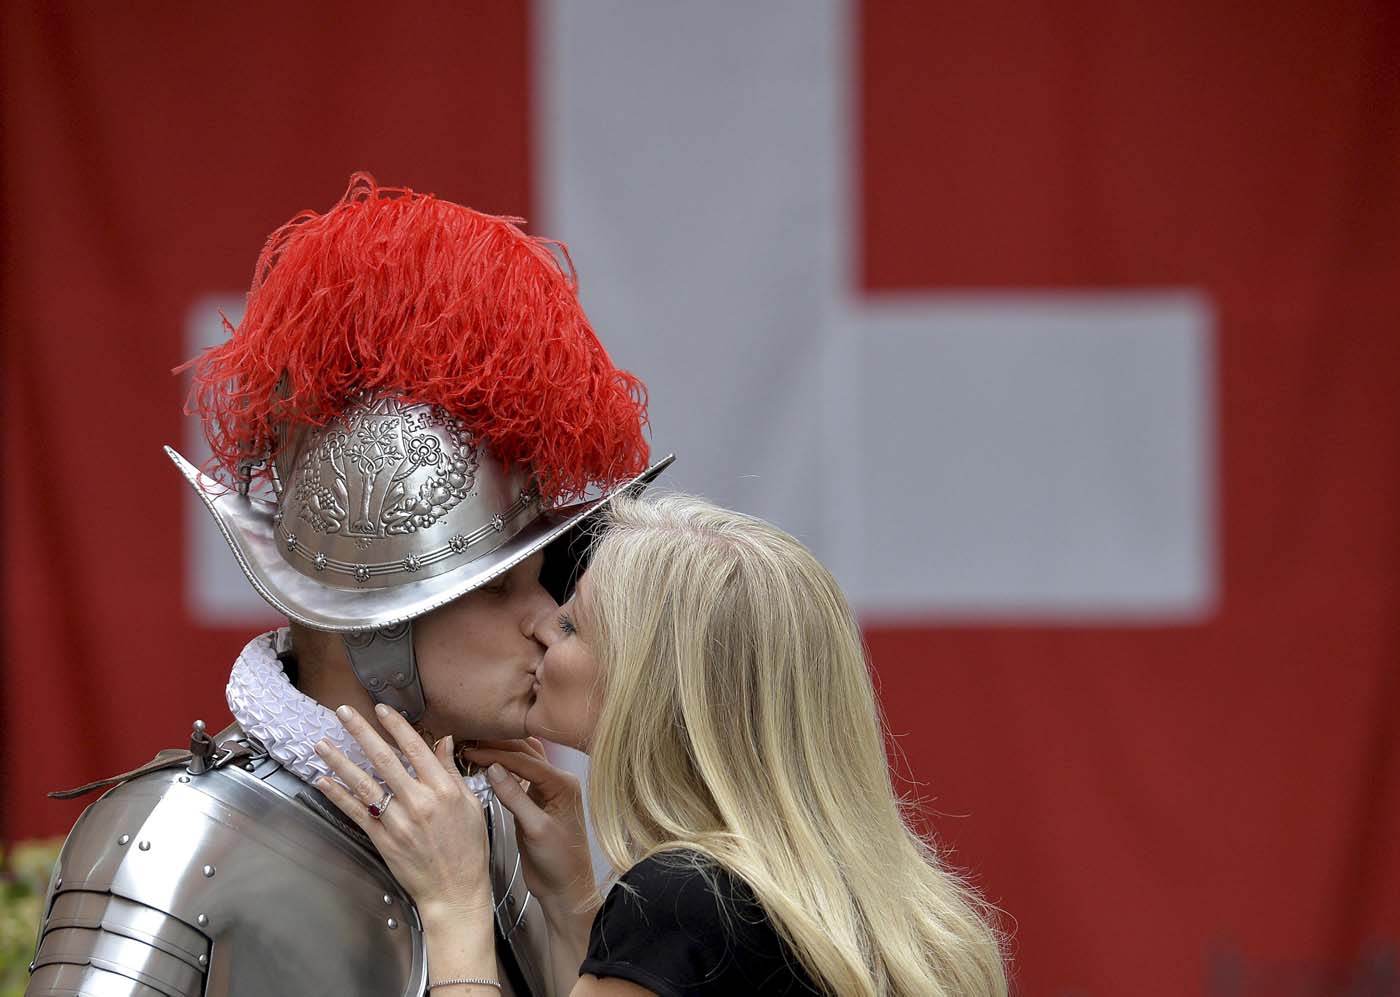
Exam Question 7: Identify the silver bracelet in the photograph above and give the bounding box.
[428,980,501,992]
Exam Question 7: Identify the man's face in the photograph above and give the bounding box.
[413,552,555,740]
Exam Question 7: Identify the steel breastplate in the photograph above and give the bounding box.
[27,724,553,997]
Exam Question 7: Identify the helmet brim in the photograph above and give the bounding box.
[168,447,674,632]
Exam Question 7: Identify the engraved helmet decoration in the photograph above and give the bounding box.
[169,174,669,721]
[276,396,528,591]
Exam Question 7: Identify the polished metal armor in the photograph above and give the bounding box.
[27,724,551,997]
[172,398,671,635]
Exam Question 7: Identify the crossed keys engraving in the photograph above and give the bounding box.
[346,418,404,532]
[293,399,479,538]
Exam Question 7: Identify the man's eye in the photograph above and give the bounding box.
[558,613,577,636]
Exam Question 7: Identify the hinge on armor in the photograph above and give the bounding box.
[29,891,210,997]
[48,725,261,801]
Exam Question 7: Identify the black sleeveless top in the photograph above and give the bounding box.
[581,851,820,995]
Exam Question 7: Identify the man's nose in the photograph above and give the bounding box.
[520,585,559,644]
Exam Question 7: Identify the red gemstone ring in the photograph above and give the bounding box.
[368,789,394,820]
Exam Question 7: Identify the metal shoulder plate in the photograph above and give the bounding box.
[27,726,554,997]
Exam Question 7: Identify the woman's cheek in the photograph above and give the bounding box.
[553,659,580,699]
[540,652,570,699]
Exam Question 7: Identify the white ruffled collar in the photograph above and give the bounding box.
[225,631,493,805]
[227,631,382,786]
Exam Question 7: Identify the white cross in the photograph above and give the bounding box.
[186,0,1213,627]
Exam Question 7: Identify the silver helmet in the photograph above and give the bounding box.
[171,394,671,721]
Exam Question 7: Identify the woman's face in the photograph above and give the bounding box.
[523,572,604,751]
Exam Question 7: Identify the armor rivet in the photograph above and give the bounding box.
[138,840,151,851]
[383,894,393,906]
[55,877,63,889]
[118,834,130,845]
[28,963,36,974]
[506,894,516,911]
[387,917,399,930]
[197,914,209,927]
[178,774,191,783]
[245,762,256,771]
[393,671,407,684]
[491,514,505,532]
[369,677,386,692]
[203,865,216,878]
[199,954,209,967]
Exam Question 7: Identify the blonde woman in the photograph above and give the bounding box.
[316,495,1008,996]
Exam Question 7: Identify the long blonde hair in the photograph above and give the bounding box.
[582,494,1008,996]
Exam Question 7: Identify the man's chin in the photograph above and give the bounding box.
[448,714,528,741]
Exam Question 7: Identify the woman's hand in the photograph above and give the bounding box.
[463,740,599,912]
[464,739,601,990]
[313,704,493,922]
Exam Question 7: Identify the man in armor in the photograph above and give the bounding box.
[26,174,669,997]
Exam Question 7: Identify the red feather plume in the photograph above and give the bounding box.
[181,173,650,504]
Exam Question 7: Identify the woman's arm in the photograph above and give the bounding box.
[531,887,600,994]
[419,904,500,995]
[465,742,605,994]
